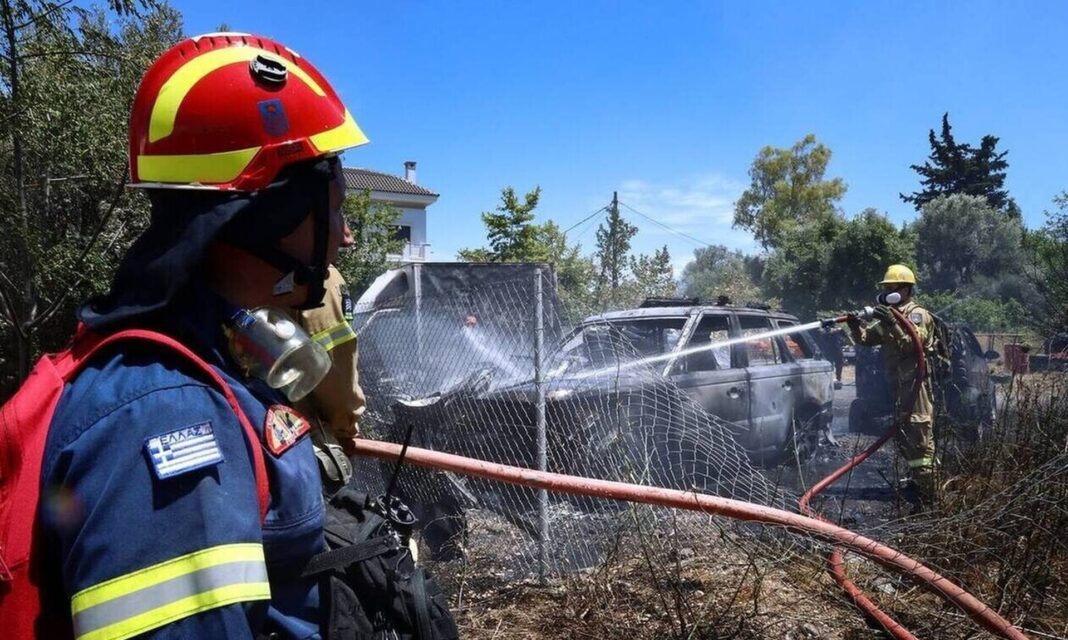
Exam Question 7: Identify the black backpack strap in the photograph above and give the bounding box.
[410,569,432,639]
[301,536,400,578]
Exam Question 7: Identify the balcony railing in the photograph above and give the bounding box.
[389,242,431,262]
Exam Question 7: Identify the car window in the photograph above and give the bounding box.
[776,319,816,360]
[679,313,732,372]
[739,315,782,366]
[551,317,687,374]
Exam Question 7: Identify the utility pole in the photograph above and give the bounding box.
[610,191,619,290]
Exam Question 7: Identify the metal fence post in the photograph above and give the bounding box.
[534,268,548,583]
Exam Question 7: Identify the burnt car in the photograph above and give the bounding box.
[451,300,835,474]
[849,323,999,438]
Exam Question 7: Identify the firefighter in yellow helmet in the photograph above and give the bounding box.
[847,264,938,500]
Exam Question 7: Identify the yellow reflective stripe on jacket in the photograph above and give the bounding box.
[70,543,270,640]
[311,321,357,352]
[907,456,935,469]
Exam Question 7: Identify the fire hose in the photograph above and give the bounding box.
[800,305,930,639]
[352,434,1027,639]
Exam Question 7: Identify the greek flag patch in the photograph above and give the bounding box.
[145,422,224,480]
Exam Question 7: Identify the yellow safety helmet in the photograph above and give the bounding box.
[879,264,916,285]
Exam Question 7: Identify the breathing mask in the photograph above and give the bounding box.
[225,307,331,401]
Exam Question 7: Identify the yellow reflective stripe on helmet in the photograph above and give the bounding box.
[71,543,270,640]
[309,109,369,154]
[149,47,326,143]
[137,146,261,184]
[311,321,357,352]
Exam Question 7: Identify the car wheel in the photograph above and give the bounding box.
[779,407,821,466]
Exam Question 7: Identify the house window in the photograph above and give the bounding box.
[390,225,412,243]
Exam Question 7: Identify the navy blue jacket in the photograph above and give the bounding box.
[43,296,325,640]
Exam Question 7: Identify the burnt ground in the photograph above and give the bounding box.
[760,366,921,531]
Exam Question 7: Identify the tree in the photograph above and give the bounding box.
[0,1,181,393]
[1029,192,1068,334]
[901,113,1017,216]
[733,134,847,249]
[457,186,546,262]
[334,189,404,297]
[679,245,763,305]
[593,198,637,308]
[630,246,677,301]
[913,194,1026,293]
[536,221,597,322]
[823,209,915,310]
[761,216,844,319]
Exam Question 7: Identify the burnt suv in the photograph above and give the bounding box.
[449,299,835,474]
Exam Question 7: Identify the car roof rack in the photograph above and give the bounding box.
[639,296,700,308]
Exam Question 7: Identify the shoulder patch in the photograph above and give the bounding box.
[145,421,224,480]
[910,311,924,325]
[264,405,311,456]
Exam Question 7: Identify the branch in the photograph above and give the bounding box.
[0,271,26,338]
[17,48,127,62]
[13,0,74,31]
[27,167,127,330]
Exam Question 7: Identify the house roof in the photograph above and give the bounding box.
[342,167,438,197]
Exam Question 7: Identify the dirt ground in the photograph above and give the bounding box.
[425,365,931,638]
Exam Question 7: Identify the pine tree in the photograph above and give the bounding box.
[594,196,637,307]
[901,113,1016,216]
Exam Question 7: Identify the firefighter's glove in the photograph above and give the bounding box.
[844,313,862,331]
[872,304,895,326]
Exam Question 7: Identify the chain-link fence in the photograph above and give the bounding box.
[351,269,1068,639]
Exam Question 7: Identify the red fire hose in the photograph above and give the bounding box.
[800,307,928,639]
[352,434,1028,639]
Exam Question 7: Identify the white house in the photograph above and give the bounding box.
[342,161,438,262]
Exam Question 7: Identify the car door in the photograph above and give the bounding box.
[667,311,751,445]
[737,313,794,463]
[774,317,833,411]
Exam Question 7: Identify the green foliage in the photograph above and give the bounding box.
[629,245,677,301]
[334,189,404,297]
[917,291,1027,332]
[458,186,547,262]
[593,201,638,308]
[458,189,600,321]
[1029,191,1068,334]
[824,209,915,309]
[901,113,1017,216]
[733,134,847,249]
[761,215,844,319]
[0,1,182,392]
[679,245,763,305]
[913,194,1027,293]
[537,221,598,323]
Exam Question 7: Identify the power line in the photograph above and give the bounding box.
[617,201,716,248]
[562,205,608,235]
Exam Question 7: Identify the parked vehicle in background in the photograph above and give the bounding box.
[849,323,999,438]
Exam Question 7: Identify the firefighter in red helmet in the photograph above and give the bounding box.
[38,34,456,639]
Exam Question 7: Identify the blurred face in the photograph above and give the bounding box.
[326,162,353,264]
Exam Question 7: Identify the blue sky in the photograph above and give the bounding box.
[179,1,1068,272]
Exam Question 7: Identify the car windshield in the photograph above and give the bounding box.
[550,317,687,375]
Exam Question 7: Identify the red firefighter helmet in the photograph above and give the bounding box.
[128,32,367,191]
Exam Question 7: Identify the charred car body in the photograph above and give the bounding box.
[437,299,835,479]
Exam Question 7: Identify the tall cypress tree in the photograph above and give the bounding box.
[901,113,1017,216]
[594,195,637,307]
